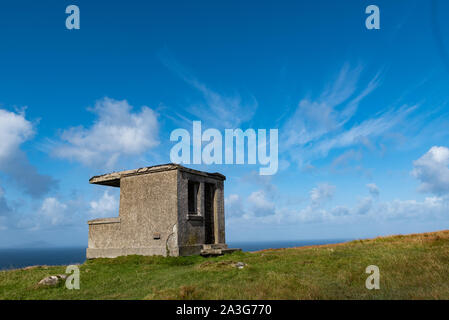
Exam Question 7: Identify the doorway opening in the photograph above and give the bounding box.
[204,183,215,244]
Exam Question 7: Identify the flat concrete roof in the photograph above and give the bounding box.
[89,163,226,187]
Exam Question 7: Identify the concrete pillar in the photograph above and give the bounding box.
[214,182,226,244]
[198,182,205,217]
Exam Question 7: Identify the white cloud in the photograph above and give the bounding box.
[310,183,336,206]
[0,217,6,230]
[354,197,373,215]
[225,194,245,217]
[53,97,159,168]
[225,190,276,218]
[227,173,449,226]
[412,146,449,195]
[229,194,449,226]
[0,186,11,218]
[39,197,68,226]
[366,183,380,197]
[89,190,119,218]
[10,193,109,231]
[0,108,55,197]
[302,196,446,222]
[240,171,277,194]
[0,109,34,161]
[248,190,275,216]
[372,196,448,221]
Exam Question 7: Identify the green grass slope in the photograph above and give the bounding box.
[1,230,449,299]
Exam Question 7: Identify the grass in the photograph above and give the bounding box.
[1,230,449,299]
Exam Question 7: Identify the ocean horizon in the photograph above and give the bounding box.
[0,238,350,271]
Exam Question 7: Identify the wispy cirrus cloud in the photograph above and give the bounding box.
[311,104,417,158]
[331,149,363,169]
[159,50,257,129]
[282,63,381,150]
[279,63,425,169]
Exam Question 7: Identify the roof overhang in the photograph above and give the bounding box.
[89,163,226,187]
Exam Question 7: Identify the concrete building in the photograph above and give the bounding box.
[86,163,239,259]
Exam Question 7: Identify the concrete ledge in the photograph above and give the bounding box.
[200,247,242,257]
[178,245,203,256]
[88,217,121,225]
[186,214,204,222]
[86,247,170,259]
[86,245,236,258]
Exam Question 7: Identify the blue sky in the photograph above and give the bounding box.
[1,0,449,247]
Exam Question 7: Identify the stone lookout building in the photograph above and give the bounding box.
[86,163,238,259]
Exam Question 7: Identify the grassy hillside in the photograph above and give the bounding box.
[1,230,449,299]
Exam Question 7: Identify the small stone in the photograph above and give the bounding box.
[57,274,68,280]
[38,276,59,286]
[234,262,246,269]
[38,274,67,286]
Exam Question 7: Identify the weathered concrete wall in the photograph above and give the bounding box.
[87,169,179,258]
[87,218,121,249]
[177,171,226,254]
[119,170,178,253]
[177,171,204,254]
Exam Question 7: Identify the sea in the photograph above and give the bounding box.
[0,239,349,270]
